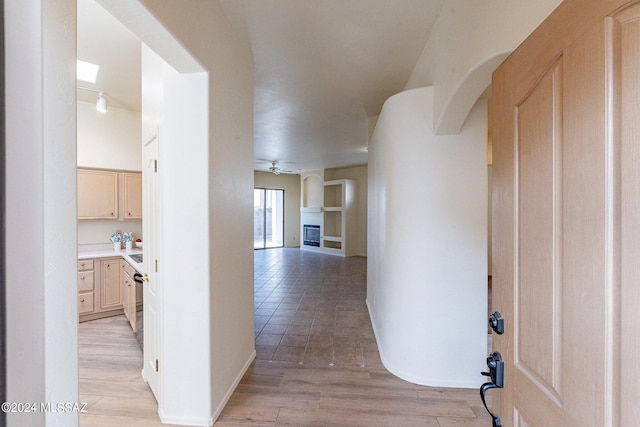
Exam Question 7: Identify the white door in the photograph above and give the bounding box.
[142,135,161,398]
[492,0,640,425]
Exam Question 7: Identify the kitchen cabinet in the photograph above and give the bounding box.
[77,169,118,219]
[78,257,123,319]
[77,260,95,315]
[119,172,142,219]
[121,260,137,332]
[100,259,122,311]
[79,255,143,324]
[77,168,142,220]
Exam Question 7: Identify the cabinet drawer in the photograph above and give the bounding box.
[122,261,136,277]
[77,259,94,271]
[78,292,94,314]
[77,271,94,292]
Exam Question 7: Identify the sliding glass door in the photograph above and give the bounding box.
[254,188,284,249]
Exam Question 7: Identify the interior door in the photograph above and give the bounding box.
[142,135,161,399]
[492,0,640,425]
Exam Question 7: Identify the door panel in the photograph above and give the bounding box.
[515,59,562,398]
[493,0,638,425]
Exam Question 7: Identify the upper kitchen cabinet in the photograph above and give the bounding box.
[119,172,142,219]
[77,168,142,220]
[78,169,118,219]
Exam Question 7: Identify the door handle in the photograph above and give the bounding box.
[480,351,504,427]
[489,311,504,334]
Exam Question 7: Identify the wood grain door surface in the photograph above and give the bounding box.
[492,0,640,425]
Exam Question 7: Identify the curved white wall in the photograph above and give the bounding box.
[367,87,487,387]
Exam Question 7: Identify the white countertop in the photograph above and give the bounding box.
[78,244,144,274]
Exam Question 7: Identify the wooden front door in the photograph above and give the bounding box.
[492,0,640,425]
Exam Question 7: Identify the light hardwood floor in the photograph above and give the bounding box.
[79,248,491,426]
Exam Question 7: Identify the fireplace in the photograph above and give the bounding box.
[303,224,320,247]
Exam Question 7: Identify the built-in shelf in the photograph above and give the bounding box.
[300,170,358,256]
[322,240,342,250]
[323,180,343,208]
[301,173,357,257]
[302,174,322,209]
[301,207,322,213]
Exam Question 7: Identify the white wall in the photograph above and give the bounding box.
[142,48,213,423]
[102,0,255,424]
[77,101,142,170]
[77,100,143,244]
[254,172,301,247]
[5,0,78,426]
[325,165,368,256]
[405,0,562,134]
[368,87,487,387]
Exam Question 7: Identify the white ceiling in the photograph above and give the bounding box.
[78,0,445,174]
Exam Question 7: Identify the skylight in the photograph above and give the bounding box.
[77,60,99,84]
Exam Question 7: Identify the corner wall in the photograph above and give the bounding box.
[368,87,487,387]
[100,0,255,424]
[134,1,255,423]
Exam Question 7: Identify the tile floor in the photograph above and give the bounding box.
[252,248,379,368]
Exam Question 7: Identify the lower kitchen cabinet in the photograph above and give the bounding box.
[78,257,122,321]
[121,260,137,332]
[78,256,141,330]
[100,259,122,310]
[77,260,95,315]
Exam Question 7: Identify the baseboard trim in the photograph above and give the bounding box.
[159,410,213,427]
[211,349,257,424]
[366,298,480,389]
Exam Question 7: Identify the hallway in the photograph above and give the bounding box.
[217,248,491,426]
[78,248,491,426]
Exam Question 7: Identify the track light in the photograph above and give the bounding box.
[96,92,108,113]
[78,86,108,113]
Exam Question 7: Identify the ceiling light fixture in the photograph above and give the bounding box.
[96,92,108,113]
[78,86,108,113]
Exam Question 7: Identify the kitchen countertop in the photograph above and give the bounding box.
[78,243,144,274]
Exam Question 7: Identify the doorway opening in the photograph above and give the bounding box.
[254,188,284,249]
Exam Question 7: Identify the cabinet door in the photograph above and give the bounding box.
[120,172,142,219]
[78,258,97,318]
[99,259,122,310]
[121,262,130,321]
[127,274,137,333]
[78,293,94,315]
[121,261,137,332]
[77,169,118,219]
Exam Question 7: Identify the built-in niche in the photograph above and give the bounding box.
[302,174,322,209]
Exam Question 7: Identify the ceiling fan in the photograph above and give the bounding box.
[257,160,295,175]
